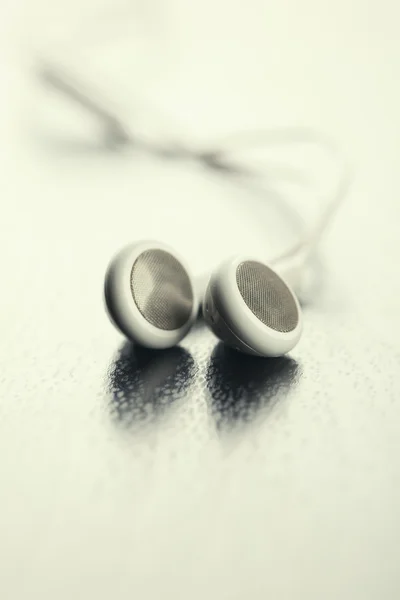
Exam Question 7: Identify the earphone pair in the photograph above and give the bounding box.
[37,65,351,357]
[37,65,352,357]
[104,240,303,357]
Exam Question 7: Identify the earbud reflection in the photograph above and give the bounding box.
[108,342,196,429]
[206,343,300,431]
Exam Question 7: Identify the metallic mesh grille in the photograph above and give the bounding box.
[236,261,298,333]
[130,250,193,331]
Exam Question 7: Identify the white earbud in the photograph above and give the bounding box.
[202,256,303,357]
[104,241,199,349]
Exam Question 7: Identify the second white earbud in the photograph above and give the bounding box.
[202,256,303,357]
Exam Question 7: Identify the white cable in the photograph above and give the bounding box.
[201,128,353,265]
[35,61,352,273]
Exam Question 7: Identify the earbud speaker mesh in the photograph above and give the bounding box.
[236,261,298,333]
[131,250,193,331]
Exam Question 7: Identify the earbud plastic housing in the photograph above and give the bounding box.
[104,241,199,349]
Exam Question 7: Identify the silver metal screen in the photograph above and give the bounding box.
[236,261,299,333]
[131,250,193,330]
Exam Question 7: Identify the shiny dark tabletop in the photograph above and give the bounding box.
[2,2,400,598]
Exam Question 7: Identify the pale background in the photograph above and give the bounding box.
[1,2,400,599]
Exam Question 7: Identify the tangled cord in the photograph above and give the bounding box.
[37,61,353,267]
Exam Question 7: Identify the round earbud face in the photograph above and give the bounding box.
[203,256,302,357]
[104,241,198,349]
